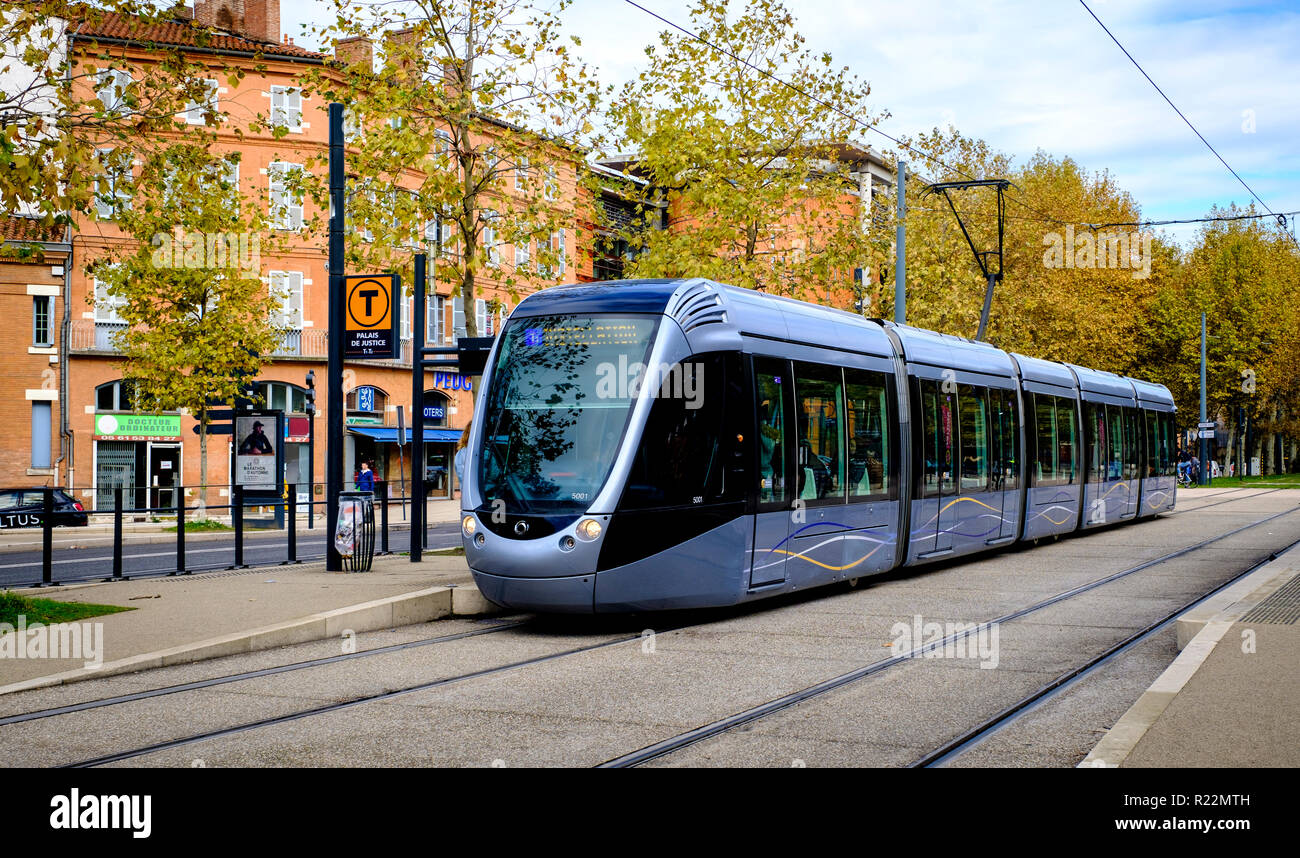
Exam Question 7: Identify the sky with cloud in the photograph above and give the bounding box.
[278,0,1300,248]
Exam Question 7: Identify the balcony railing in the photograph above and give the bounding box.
[270,328,328,358]
[69,320,128,352]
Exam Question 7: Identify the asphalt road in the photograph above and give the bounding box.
[2,488,1297,767]
[0,521,463,588]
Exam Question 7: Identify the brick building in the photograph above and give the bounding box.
[14,0,588,511]
[0,217,70,487]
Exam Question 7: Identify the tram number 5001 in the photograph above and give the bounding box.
[571,492,589,501]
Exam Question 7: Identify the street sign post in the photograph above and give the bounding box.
[344,273,401,359]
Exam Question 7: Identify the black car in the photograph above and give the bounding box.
[0,488,88,529]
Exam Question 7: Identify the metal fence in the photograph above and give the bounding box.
[6,482,421,589]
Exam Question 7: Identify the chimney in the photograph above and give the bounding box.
[385,27,419,79]
[193,0,280,44]
[335,36,374,71]
[242,0,280,44]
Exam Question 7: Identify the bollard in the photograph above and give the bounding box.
[233,484,245,569]
[287,483,297,564]
[379,482,389,555]
[40,486,54,586]
[112,487,124,580]
[176,489,187,575]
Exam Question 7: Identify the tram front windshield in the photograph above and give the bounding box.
[477,314,660,515]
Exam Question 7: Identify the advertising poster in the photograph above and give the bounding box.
[235,414,278,489]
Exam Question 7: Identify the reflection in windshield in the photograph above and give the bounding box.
[477,315,659,515]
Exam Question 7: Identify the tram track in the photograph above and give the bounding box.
[595,501,1300,767]
[0,620,530,727]
[58,622,696,768]
[909,535,1300,767]
[12,488,1291,768]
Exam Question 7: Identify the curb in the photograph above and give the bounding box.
[1078,545,1300,768]
[0,582,502,697]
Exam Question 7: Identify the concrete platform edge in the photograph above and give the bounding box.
[1079,544,1300,768]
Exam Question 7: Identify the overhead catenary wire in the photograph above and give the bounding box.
[620,0,1298,243]
[1077,0,1300,251]
[908,206,1300,232]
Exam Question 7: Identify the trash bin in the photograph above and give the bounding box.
[335,491,376,572]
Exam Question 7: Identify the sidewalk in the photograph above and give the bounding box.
[0,497,465,554]
[0,549,494,694]
[1082,542,1300,767]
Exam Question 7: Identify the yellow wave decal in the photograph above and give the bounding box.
[1095,482,1130,501]
[941,497,1004,514]
[1144,490,1172,508]
[771,540,886,572]
[912,496,1007,531]
[1031,511,1074,526]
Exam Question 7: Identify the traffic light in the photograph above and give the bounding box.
[304,370,317,415]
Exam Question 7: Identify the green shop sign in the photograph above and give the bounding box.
[94,413,182,440]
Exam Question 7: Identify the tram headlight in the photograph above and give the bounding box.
[461,515,477,537]
[575,518,602,541]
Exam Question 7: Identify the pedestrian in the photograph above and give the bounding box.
[454,420,472,491]
[356,460,375,493]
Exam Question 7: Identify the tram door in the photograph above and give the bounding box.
[918,379,957,555]
[751,358,793,588]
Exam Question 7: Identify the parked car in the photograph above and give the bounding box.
[0,488,88,529]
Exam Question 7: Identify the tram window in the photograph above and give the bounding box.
[992,388,1019,492]
[1056,396,1078,484]
[1123,407,1140,481]
[1107,405,1124,481]
[918,378,955,498]
[958,385,990,492]
[620,353,746,511]
[1084,402,1105,482]
[794,362,845,504]
[1033,394,1058,484]
[755,359,789,506]
[845,369,891,501]
[1145,411,1158,478]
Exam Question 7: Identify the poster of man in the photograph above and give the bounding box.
[235,415,279,489]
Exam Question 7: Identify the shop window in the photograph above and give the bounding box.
[95,380,137,412]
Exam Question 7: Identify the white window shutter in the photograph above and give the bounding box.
[475,298,487,336]
[557,229,566,276]
[288,273,303,328]
[453,297,466,338]
[269,270,285,325]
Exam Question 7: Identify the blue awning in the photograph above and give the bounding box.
[347,426,461,444]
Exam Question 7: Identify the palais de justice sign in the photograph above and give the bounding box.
[344,273,400,359]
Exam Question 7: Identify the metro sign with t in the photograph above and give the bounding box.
[343,273,401,358]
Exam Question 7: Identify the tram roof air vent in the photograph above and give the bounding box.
[667,280,727,333]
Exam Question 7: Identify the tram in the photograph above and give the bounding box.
[459,278,1178,612]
